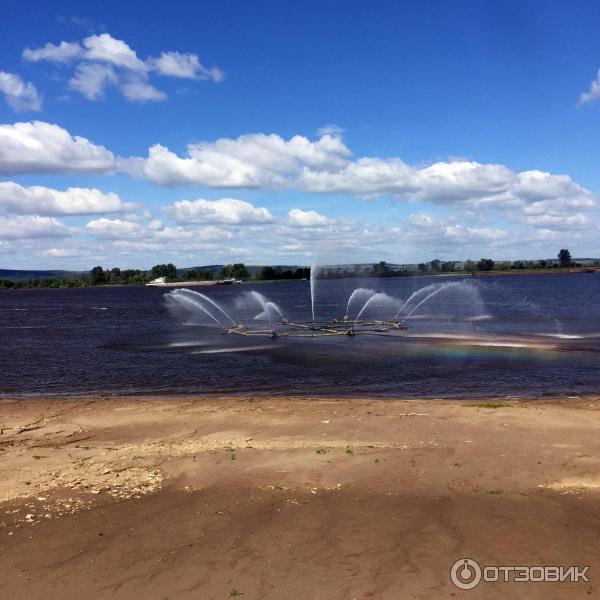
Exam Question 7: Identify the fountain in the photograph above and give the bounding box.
[344,288,375,320]
[247,290,285,323]
[165,290,226,327]
[354,292,396,324]
[393,283,439,320]
[405,281,484,320]
[172,288,236,325]
[406,281,465,317]
[310,261,319,323]
[165,278,487,339]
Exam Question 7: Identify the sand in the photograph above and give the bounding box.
[1,394,599,599]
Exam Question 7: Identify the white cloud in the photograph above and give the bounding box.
[524,213,590,229]
[0,215,70,239]
[579,69,600,105]
[82,33,146,71]
[120,76,166,102]
[43,247,79,257]
[150,51,224,81]
[125,131,597,235]
[406,213,508,242]
[69,63,117,100]
[124,133,351,187]
[127,131,597,218]
[0,121,115,175]
[164,197,273,224]
[0,182,124,215]
[288,208,329,227]
[86,217,142,239]
[23,33,223,104]
[0,72,42,112]
[299,156,415,196]
[85,217,232,244]
[23,41,82,63]
[68,63,165,103]
[154,224,231,242]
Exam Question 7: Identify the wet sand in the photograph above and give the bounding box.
[1,395,599,599]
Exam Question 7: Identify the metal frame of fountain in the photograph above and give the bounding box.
[225,318,407,339]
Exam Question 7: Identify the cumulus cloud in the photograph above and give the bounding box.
[0,71,42,112]
[288,208,329,227]
[85,217,141,239]
[149,51,224,81]
[23,41,82,63]
[68,62,165,103]
[23,32,223,103]
[0,121,115,175]
[579,69,600,106]
[124,130,597,233]
[164,197,273,224]
[0,181,125,215]
[69,63,118,100]
[85,217,232,244]
[0,215,70,239]
[1,120,596,264]
[120,76,166,102]
[406,213,508,241]
[124,133,351,187]
[82,33,146,71]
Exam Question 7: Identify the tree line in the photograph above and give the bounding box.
[0,262,311,289]
[0,249,595,290]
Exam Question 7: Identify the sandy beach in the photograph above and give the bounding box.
[1,395,599,599]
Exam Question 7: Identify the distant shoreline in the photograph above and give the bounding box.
[1,266,598,290]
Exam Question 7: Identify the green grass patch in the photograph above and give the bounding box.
[32,455,47,460]
[315,447,328,455]
[345,447,354,455]
[230,590,243,597]
[487,488,504,495]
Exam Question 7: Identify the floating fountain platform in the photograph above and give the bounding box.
[225,319,408,338]
[165,279,485,341]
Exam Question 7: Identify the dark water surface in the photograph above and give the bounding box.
[1,273,600,398]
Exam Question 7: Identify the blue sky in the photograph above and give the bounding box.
[0,0,599,268]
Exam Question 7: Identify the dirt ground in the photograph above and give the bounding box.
[1,394,599,599]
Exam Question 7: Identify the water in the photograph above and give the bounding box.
[1,273,600,398]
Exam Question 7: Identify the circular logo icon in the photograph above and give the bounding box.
[450,558,482,590]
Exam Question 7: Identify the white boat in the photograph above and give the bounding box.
[146,276,239,288]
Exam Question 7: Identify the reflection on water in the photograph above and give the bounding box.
[1,272,599,398]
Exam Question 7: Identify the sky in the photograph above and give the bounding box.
[0,0,600,269]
